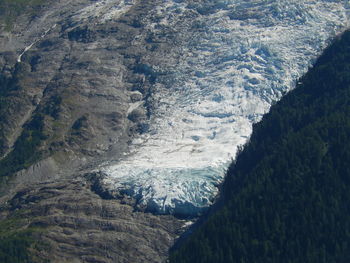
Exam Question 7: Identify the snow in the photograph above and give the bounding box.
[17,24,57,63]
[18,42,36,63]
[97,0,349,216]
[72,0,135,23]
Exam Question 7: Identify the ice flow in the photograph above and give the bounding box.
[99,0,350,216]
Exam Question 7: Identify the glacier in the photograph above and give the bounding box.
[95,0,350,216]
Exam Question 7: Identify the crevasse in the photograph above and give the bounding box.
[99,0,350,216]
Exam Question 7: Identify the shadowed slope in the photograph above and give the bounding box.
[170,30,350,263]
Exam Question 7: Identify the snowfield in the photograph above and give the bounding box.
[96,0,350,216]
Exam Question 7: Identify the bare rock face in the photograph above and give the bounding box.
[1,176,184,263]
[0,0,187,262]
[0,0,156,161]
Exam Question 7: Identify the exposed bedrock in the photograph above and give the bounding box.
[0,0,349,261]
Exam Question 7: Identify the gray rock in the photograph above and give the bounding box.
[0,1,189,262]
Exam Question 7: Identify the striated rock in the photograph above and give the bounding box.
[0,0,187,262]
[1,176,184,263]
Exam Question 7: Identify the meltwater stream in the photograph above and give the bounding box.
[96,0,349,216]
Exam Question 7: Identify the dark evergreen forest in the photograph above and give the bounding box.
[170,30,350,263]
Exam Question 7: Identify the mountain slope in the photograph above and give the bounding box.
[97,0,350,215]
[170,29,350,263]
[0,1,349,262]
[0,1,186,262]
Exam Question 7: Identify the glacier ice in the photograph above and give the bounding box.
[96,0,350,216]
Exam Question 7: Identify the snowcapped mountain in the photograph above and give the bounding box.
[90,0,350,216]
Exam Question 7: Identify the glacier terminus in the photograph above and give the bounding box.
[92,0,350,216]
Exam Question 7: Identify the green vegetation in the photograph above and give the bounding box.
[0,113,46,178]
[72,115,87,130]
[0,63,48,177]
[0,82,11,160]
[0,75,48,262]
[0,214,47,263]
[0,0,47,31]
[170,30,350,263]
[0,68,48,263]
[0,61,29,155]
[43,95,62,120]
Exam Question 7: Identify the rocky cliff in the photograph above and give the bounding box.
[0,1,187,262]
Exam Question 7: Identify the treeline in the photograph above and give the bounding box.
[170,30,350,263]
